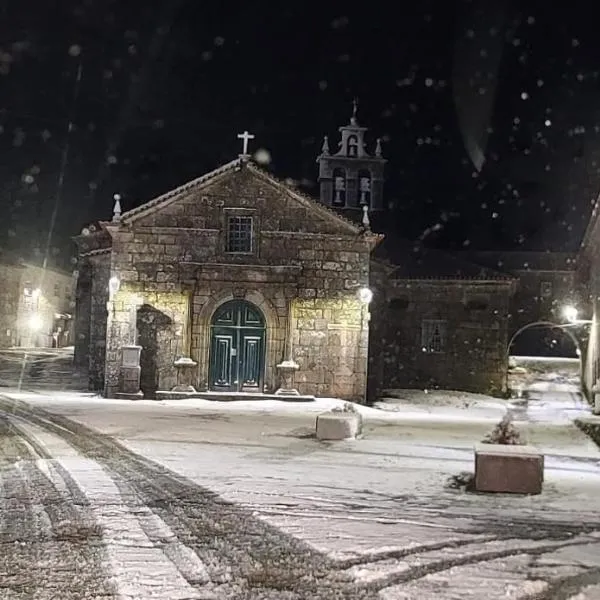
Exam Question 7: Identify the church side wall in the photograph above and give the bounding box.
[88,254,110,391]
[74,259,92,368]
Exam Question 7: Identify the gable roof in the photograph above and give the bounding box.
[376,238,514,282]
[119,158,364,235]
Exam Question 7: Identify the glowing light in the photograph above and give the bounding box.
[545,119,552,127]
[357,287,373,304]
[32,288,41,299]
[563,305,578,323]
[29,314,42,331]
[108,275,120,297]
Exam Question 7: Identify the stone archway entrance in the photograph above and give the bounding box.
[507,321,582,397]
[209,299,266,393]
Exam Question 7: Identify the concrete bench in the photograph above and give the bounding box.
[474,444,544,495]
[316,411,361,441]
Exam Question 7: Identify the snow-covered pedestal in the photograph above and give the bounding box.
[316,410,361,441]
[275,360,300,396]
[115,345,144,400]
[474,444,544,495]
[172,357,198,393]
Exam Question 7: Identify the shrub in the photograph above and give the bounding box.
[482,413,525,445]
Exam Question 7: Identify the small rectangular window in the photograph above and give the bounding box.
[540,281,552,298]
[226,216,253,253]
[421,319,447,354]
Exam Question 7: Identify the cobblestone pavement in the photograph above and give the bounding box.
[1,395,600,599]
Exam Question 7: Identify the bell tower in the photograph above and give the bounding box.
[317,99,386,211]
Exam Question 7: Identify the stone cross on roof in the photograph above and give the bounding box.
[237,130,255,157]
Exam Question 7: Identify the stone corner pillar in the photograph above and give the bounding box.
[115,344,144,400]
[172,356,198,393]
[275,360,300,396]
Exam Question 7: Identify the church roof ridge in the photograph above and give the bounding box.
[117,155,377,239]
[120,157,243,223]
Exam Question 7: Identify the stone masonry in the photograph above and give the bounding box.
[368,262,515,397]
[76,159,379,402]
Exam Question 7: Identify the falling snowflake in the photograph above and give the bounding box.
[254,148,271,165]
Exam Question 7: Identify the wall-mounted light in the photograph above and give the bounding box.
[357,287,373,305]
[563,305,579,323]
[29,314,42,331]
[108,275,120,298]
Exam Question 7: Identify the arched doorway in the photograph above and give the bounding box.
[507,321,582,396]
[209,299,266,392]
[508,321,580,358]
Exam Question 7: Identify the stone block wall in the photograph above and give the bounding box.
[74,260,92,368]
[370,276,514,396]
[103,165,373,401]
[88,254,110,391]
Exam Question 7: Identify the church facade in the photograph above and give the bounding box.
[74,134,381,401]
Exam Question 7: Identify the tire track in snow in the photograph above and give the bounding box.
[6,415,212,600]
[1,415,117,599]
[0,397,380,598]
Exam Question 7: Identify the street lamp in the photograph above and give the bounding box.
[357,287,373,305]
[29,314,42,331]
[563,305,578,323]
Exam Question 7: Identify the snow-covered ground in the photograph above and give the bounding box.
[2,388,600,598]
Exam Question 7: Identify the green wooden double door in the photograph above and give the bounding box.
[209,300,266,392]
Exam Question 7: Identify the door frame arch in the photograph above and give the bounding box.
[192,290,284,393]
[208,299,266,392]
[506,320,583,393]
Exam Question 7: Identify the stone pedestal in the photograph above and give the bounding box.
[316,411,361,440]
[275,360,300,396]
[474,444,544,495]
[116,345,143,400]
[172,357,198,393]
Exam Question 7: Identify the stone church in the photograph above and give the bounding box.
[74,118,383,402]
[75,104,547,402]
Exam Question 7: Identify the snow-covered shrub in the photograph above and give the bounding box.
[482,413,524,445]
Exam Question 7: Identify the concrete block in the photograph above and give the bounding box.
[316,411,361,441]
[474,444,544,495]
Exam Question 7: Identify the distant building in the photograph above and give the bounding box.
[17,263,76,348]
[0,259,75,349]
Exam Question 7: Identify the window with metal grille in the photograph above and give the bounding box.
[226,216,253,253]
[421,319,447,353]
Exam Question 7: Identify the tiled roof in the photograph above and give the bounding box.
[376,238,514,281]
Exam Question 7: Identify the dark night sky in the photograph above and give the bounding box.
[2,0,600,267]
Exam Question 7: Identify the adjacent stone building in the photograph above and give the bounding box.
[74,152,381,400]
[367,242,516,397]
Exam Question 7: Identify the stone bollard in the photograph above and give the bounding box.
[316,407,362,441]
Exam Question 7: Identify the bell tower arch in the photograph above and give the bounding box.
[317,99,386,212]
